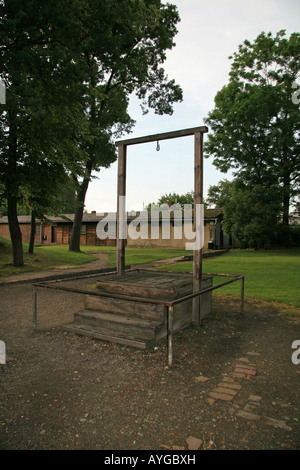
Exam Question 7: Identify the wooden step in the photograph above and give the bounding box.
[65,271,213,349]
[84,294,167,322]
[63,323,150,349]
[65,312,191,349]
[96,271,193,300]
[73,310,164,342]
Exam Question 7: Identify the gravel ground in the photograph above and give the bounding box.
[0,276,300,451]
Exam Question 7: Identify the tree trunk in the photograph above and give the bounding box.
[281,172,291,246]
[69,177,90,252]
[28,211,36,254]
[7,192,23,266]
[69,70,96,253]
[6,114,23,266]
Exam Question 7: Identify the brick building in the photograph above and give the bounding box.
[0,209,232,250]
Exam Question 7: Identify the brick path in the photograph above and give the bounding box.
[160,350,294,450]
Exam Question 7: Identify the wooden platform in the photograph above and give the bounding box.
[64,270,212,348]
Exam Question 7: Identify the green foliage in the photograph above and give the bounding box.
[207,178,282,249]
[0,0,183,261]
[147,191,195,210]
[222,180,282,249]
[204,30,300,235]
[206,180,232,208]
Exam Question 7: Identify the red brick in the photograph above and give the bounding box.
[230,372,246,379]
[235,367,256,376]
[244,404,260,412]
[263,417,292,431]
[186,436,203,450]
[236,409,260,421]
[208,391,234,401]
[195,375,210,382]
[235,364,256,371]
[218,382,242,391]
[248,394,262,402]
[222,376,235,382]
[238,357,250,363]
[205,397,215,406]
[213,387,238,396]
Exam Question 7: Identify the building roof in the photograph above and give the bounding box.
[0,208,223,224]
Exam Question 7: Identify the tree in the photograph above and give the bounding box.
[0,0,87,265]
[204,30,300,245]
[206,179,232,209]
[68,82,134,252]
[147,190,195,210]
[1,0,183,262]
[20,161,76,253]
[220,178,281,249]
[68,0,183,251]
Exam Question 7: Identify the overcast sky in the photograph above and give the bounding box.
[85,0,300,214]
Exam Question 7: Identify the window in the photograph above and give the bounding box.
[80,224,86,235]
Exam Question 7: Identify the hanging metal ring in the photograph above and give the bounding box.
[156,140,160,151]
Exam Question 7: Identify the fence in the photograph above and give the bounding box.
[32,269,244,366]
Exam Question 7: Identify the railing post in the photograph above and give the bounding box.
[33,286,37,330]
[240,277,244,314]
[116,144,127,276]
[168,306,174,367]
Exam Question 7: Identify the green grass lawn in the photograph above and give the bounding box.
[0,237,98,276]
[106,247,192,267]
[159,249,300,308]
[1,236,299,314]
[35,245,192,268]
[86,246,300,310]
[0,237,191,277]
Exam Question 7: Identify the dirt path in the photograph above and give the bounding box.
[0,274,299,450]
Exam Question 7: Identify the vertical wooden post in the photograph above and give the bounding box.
[117,144,127,275]
[192,131,204,325]
[168,306,174,367]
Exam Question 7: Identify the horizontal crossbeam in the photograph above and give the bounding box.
[116,126,208,147]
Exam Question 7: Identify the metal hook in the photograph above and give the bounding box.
[156,140,160,151]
